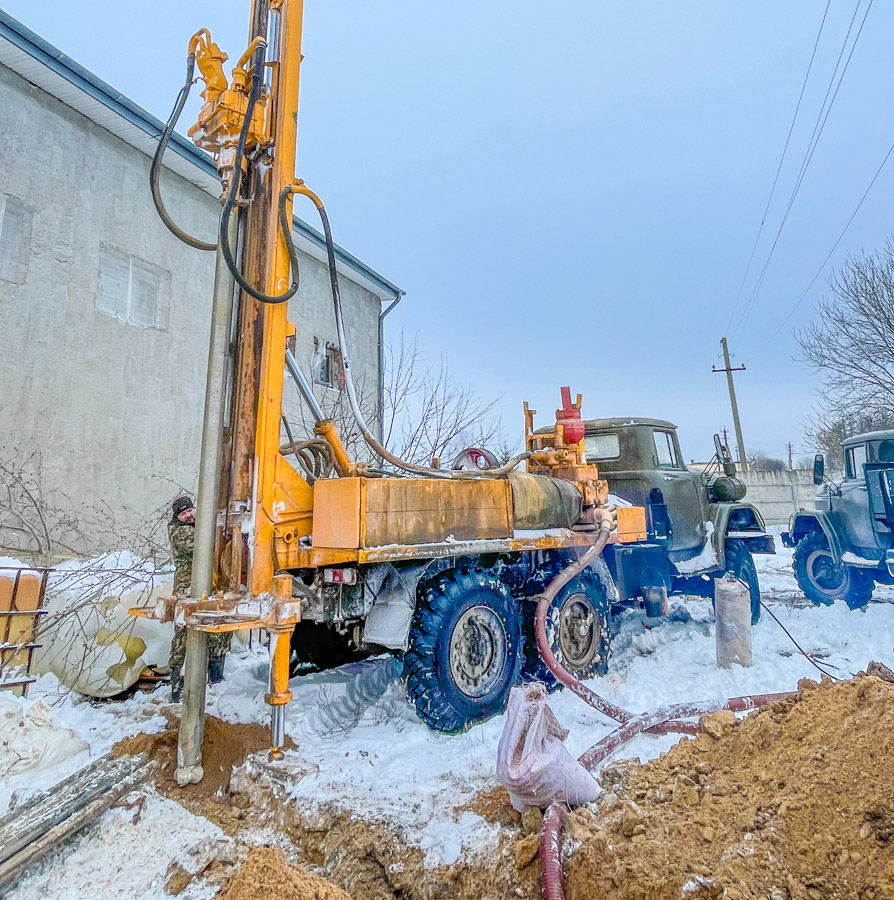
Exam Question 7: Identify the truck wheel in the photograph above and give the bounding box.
[723,539,761,625]
[404,569,523,733]
[522,573,611,688]
[792,531,874,610]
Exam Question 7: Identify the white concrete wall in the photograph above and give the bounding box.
[740,470,822,526]
[0,63,383,554]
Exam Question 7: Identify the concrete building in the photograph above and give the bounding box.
[0,12,402,557]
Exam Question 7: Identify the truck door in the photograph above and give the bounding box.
[651,428,706,554]
[836,443,885,557]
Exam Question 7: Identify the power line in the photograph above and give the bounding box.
[730,0,873,345]
[745,137,894,363]
[726,0,831,332]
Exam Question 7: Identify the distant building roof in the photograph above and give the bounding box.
[0,10,404,302]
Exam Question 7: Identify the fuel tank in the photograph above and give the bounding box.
[508,471,582,530]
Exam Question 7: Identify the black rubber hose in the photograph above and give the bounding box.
[150,54,217,251]
[217,45,301,305]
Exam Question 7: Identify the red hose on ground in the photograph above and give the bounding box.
[532,525,796,899]
[539,804,567,900]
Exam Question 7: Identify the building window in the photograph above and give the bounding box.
[0,194,34,285]
[97,247,168,329]
[312,338,343,389]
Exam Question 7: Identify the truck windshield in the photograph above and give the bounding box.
[584,433,620,461]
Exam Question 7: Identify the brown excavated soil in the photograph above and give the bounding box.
[114,712,295,801]
[215,846,351,900]
[564,675,894,900]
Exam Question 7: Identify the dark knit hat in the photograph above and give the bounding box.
[171,495,195,516]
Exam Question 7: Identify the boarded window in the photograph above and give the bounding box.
[0,195,34,285]
[97,247,167,329]
[312,337,343,388]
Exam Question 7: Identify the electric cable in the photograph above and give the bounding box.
[730,0,873,345]
[745,137,894,362]
[288,182,531,481]
[149,53,217,251]
[726,0,831,332]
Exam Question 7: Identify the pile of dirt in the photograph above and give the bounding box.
[114,712,294,801]
[564,675,894,900]
[215,846,351,900]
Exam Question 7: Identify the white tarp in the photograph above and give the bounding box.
[0,695,88,778]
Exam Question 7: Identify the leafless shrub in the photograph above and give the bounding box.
[797,242,894,465]
[746,450,787,472]
[283,332,509,471]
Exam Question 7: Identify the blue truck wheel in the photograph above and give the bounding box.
[404,569,523,733]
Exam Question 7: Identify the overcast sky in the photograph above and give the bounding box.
[5,1,893,462]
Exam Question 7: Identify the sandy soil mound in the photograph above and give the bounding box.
[114,713,294,800]
[565,674,894,900]
[215,846,350,900]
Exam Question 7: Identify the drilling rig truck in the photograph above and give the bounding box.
[131,0,773,782]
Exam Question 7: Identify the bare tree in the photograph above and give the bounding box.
[0,450,183,565]
[803,410,894,470]
[284,333,509,472]
[797,242,894,422]
[746,450,787,472]
[795,243,894,467]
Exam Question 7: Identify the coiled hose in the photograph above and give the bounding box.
[532,529,795,899]
[287,181,531,481]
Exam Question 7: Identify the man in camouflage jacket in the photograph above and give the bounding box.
[168,495,231,701]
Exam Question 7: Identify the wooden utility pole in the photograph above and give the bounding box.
[787,442,794,470]
[713,337,748,472]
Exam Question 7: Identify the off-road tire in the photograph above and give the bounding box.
[404,568,523,733]
[792,531,874,610]
[723,538,761,625]
[521,572,611,690]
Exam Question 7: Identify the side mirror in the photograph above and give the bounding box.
[813,454,825,486]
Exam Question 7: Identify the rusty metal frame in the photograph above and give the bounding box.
[0,567,50,695]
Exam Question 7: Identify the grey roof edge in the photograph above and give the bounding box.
[842,430,894,447]
[0,9,404,302]
[584,417,677,430]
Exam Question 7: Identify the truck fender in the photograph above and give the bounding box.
[710,502,775,563]
[786,511,844,564]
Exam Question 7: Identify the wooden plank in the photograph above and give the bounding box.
[0,752,150,866]
[0,760,154,891]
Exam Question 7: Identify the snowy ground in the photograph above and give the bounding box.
[7,530,894,898]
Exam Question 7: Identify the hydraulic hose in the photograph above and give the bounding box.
[288,181,531,481]
[217,42,302,305]
[149,52,217,251]
[532,532,796,900]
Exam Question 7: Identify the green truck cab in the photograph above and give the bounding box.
[584,418,774,623]
[782,430,894,608]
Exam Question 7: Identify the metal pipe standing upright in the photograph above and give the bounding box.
[175,216,238,787]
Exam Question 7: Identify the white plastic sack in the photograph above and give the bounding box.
[496,683,601,810]
[0,695,89,778]
[32,552,175,698]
